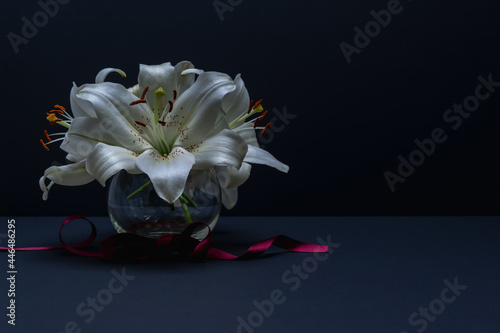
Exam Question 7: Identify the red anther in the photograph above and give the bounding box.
[253,99,263,109]
[261,122,271,135]
[54,104,66,111]
[168,100,173,112]
[135,121,147,127]
[253,117,262,128]
[40,139,49,151]
[158,120,166,126]
[44,130,52,142]
[247,100,255,114]
[173,90,177,100]
[253,110,268,128]
[130,99,147,106]
[141,86,149,99]
[49,109,64,114]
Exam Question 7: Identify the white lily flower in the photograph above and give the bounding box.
[40,61,248,203]
[216,73,290,209]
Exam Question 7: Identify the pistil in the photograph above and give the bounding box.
[229,100,265,129]
[153,87,165,124]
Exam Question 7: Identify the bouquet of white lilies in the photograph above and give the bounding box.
[39,61,289,212]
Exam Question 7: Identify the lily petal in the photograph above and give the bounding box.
[244,145,289,173]
[95,68,126,84]
[191,129,247,170]
[61,117,149,159]
[76,82,151,126]
[39,160,94,200]
[181,68,204,76]
[222,74,250,124]
[233,121,259,147]
[174,61,195,97]
[168,71,236,147]
[127,84,141,97]
[135,147,195,203]
[70,83,96,118]
[221,186,238,210]
[75,82,154,150]
[215,163,252,189]
[138,62,178,110]
[86,143,142,186]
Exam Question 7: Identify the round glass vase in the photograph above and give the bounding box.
[107,169,221,240]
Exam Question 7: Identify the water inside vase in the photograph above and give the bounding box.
[107,169,221,239]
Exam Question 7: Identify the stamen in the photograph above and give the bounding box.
[247,100,255,114]
[54,104,66,111]
[253,110,268,128]
[47,113,63,125]
[49,109,64,114]
[158,120,166,126]
[135,121,147,127]
[168,100,173,113]
[253,99,263,109]
[141,86,149,100]
[40,139,49,151]
[44,130,52,142]
[130,99,147,106]
[261,122,271,135]
[173,90,177,100]
[259,110,268,119]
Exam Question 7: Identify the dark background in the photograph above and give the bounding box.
[1,0,499,217]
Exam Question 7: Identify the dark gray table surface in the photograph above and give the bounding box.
[1,216,499,333]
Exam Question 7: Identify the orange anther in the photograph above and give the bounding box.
[49,109,64,114]
[47,113,62,125]
[130,99,147,106]
[44,130,52,142]
[40,139,49,151]
[135,121,146,127]
[253,99,263,109]
[158,120,166,126]
[261,122,271,135]
[54,104,66,111]
[247,100,254,114]
[253,110,268,128]
[173,90,177,100]
[141,86,149,99]
[168,100,173,113]
[253,118,261,128]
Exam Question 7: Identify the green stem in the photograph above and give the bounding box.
[181,193,197,207]
[127,180,152,199]
[179,196,193,223]
[127,178,197,224]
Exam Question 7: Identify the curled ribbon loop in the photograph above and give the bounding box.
[1,216,329,261]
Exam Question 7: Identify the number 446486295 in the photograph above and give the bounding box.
[7,219,15,269]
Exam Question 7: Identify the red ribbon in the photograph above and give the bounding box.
[1,215,329,261]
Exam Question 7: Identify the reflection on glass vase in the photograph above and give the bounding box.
[107,169,221,240]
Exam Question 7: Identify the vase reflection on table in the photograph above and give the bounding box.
[108,169,221,240]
